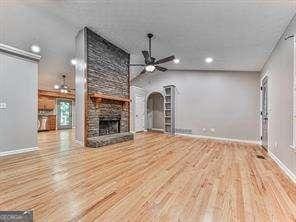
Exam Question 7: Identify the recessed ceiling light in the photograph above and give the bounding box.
[30,45,41,53]
[173,58,180,64]
[205,57,213,63]
[145,65,156,72]
[71,59,77,65]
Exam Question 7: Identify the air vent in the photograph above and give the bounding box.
[175,128,192,134]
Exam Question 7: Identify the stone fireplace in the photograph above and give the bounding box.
[99,116,121,136]
[82,27,134,148]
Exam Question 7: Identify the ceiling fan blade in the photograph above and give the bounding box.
[132,69,147,81]
[155,66,168,72]
[142,51,150,61]
[129,64,145,66]
[139,68,146,75]
[154,55,175,65]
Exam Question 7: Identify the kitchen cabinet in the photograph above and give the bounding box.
[47,115,56,130]
[38,97,55,110]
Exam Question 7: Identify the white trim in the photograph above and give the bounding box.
[289,145,296,152]
[0,147,38,157]
[145,91,165,131]
[0,43,41,61]
[269,151,296,183]
[150,128,164,132]
[176,133,260,145]
[292,37,296,147]
[75,140,84,146]
[259,72,269,149]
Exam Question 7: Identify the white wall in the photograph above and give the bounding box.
[0,52,38,152]
[75,29,87,145]
[133,70,260,141]
[0,4,77,91]
[261,15,296,177]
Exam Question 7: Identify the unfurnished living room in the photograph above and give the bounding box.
[0,1,296,221]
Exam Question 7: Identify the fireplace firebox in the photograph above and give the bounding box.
[99,116,120,136]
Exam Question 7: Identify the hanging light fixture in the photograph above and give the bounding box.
[53,74,69,93]
[60,75,68,93]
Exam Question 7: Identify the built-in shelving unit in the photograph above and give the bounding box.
[163,85,176,135]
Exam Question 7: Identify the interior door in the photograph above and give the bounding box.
[261,76,268,149]
[135,95,145,132]
[57,99,73,130]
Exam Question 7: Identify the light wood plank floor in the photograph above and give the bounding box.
[0,130,295,222]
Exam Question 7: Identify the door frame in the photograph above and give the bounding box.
[131,86,146,133]
[134,95,145,132]
[260,73,269,150]
[57,99,73,130]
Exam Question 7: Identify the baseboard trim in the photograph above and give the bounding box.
[0,147,38,157]
[75,140,84,146]
[269,151,296,184]
[150,128,164,132]
[176,133,260,145]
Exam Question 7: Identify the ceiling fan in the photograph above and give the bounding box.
[54,74,74,93]
[130,33,176,77]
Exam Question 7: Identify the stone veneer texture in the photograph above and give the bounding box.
[86,28,130,139]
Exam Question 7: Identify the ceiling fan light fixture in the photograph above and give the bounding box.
[145,65,156,72]
[30,44,41,53]
[173,58,180,64]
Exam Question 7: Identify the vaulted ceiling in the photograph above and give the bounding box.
[0,0,295,88]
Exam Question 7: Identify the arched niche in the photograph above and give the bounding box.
[147,92,164,131]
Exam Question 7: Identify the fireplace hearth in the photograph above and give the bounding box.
[99,116,120,136]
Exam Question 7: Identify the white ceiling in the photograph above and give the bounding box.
[1,0,296,87]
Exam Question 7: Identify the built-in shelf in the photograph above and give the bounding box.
[163,85,176,135]
[89,92,130,103]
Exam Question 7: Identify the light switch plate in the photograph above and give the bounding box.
[0,102,7,109]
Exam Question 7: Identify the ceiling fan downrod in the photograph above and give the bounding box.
[147,33,153,58]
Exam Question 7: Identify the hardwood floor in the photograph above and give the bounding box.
[0,130,295,221]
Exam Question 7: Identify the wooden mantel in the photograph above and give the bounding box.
[89,92,130,103]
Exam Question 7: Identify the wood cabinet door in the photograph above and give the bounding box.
[38,99,46,110]
[45,99,55,110]
[38,97,55,110]
[47,115,56,130]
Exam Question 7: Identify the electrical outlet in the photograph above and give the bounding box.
[274,141,278,149]
[0,102,7,109]
[202,128,206,132]
[210,128,215,133]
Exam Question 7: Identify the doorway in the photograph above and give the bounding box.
[147,92,164,131]
[57,99,73,130]
[261,76,268,150]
